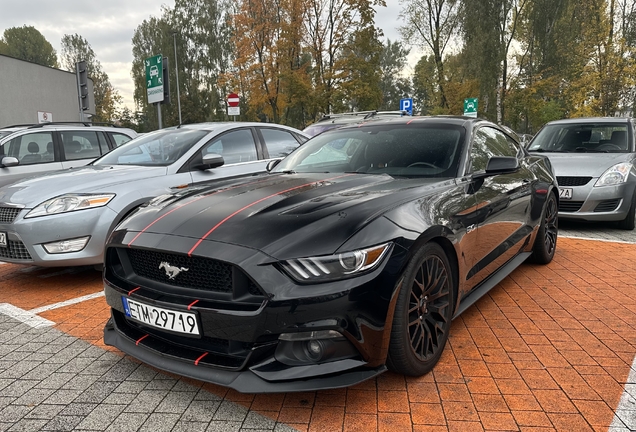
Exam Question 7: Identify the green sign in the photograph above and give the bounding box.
[145,54,164,104]
[464,98,478,117]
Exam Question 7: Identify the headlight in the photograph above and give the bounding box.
[594,163,632,187]
[280,243,392,283]
[25,194,115,219]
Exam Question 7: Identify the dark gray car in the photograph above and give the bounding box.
[0,122,308,267]
[527,117,636,229]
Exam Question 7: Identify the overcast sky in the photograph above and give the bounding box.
[0,0,419,110]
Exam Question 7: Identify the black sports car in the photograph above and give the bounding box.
[103,117,558,393]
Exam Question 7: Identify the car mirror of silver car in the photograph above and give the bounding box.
[266,159,282,172]
[0,156,19,168]
[196,153,225,170]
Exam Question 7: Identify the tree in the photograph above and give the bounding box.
[303,0,386,115]
[131,1,234,130]
[378,39,412,111]
[0,26,58,67]
[60,34,122,123]
[399,0,461,110]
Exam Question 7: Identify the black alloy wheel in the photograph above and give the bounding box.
[530,192,558,264]
[387,242,454,376]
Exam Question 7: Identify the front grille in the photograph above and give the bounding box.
[0,207,21,224]
[559,201,584,212]
[127,248,260,295]
[0,240,32,260]
[557,176,592,187]
[594,199,621,212]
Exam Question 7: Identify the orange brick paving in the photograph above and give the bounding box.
[0,236,635,431]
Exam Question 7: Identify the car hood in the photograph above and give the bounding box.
[122,172,453,259]
[0,165,167,207]
[535,152,632,177]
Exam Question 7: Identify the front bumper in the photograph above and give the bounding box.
[102,233,406,393]
[557,181,635,222]
[0,206,118,266]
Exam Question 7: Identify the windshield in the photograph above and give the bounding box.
[274,124,465,178]
[302,123,343,137]
[94,129,209,166]
[528,123,630,153]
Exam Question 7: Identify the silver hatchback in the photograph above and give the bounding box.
[0,122,308,267]
[527,117,636,230]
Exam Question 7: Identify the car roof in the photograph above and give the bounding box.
[332,115,490,130]
[177,122,309,136]
[544,117,632,125]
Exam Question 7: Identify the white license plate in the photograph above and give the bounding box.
[122,297,200,335]
[0,232,6,248]
[559,188,573,200]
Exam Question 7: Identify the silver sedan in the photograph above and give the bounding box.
[527,117,636,230]
[0,122,308,267]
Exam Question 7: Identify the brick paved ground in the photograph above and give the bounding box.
[0,225,635,431]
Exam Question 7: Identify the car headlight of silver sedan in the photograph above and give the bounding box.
[594,162,633,187]
[281,243,392,283]
[25,194,115,219]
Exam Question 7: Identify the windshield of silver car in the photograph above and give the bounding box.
[529,123,631,153]
[273,124,464,177]
[94,129,209,166]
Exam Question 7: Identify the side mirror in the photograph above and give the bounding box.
[266,159,282,172]
[472,156,520,180]
[486,156,519,174]
[0,156,19,168]
[196,153,224,170]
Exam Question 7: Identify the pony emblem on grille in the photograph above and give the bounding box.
[159,261,189,279]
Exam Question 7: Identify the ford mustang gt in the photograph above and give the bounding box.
[103,116,559,393]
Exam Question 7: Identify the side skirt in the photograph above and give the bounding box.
[452,252,532,319]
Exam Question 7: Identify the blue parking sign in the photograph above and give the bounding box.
[400,98,413,114]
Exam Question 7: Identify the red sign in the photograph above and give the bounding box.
[227,93,240,107]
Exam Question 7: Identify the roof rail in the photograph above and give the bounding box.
[2,121,121,129]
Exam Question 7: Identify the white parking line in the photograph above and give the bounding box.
[0,303,54,328]
[29,291,105,314]
[0,291,105,328]
[560,235,636,245]
[610,355,636,430]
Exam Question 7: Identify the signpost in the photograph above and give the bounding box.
[399,98,413,115]
[464,98,478,118]
[227,93,240,118]
[145,54,164,127]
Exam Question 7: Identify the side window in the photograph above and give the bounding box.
[110,133,133,147]
[97,132,110,155]
[203,129,257,164]
[7,132,56,165]
[61,131,101,161]
[469,127,517,173]
[260,128,300,158]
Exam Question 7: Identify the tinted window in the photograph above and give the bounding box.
[261,128,300,158]
[110,132,133,147]
[7,131,55,165]
[469,127,518,173]
[203,129,257,164]
[61,131,101,161]
[274,124,464,178]
[94,129,208,166]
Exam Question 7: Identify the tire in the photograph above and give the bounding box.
[387,242,455,376]
[617,192,636,231]
[529,191,558,264]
